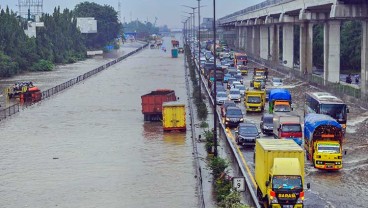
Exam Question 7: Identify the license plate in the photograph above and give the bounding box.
[282,205,293,208]
[326,165,333,168]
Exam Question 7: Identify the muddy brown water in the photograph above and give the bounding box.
[0,37,198,207]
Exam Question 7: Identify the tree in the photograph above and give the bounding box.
[74,2,122,49]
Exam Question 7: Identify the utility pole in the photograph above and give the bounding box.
[212,0,218,157]
[197,0,202,99]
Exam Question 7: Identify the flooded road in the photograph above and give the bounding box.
[0,36,198,207]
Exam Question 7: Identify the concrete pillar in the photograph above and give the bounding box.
[253,26,260,57]
[247,27,253,54]
[300,22,314,73]
[243,27,247,50]
[260,25,269,59]
[270,25,279,64]
[361,20,368,96]
[324,20,341,83]
[237,27,241,49]
[283,24,294,68]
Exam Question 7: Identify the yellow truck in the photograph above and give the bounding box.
[304,113,343,170]
[255,139,309,208]
[244,90,266,112]
[238,65,248,76]
[162,101,186,132]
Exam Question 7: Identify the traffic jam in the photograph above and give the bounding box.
[194,39,352,208]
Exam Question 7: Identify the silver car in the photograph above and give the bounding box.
[216,91,228,105]
[228,88,241,102]
[271,77,283,87]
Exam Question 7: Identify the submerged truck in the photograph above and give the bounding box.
[141,89,177,121]
[269,89,292,113]
[273,113,303,145]
[255,139,308,208]
[244,90,266,112]
[304,113,343,170]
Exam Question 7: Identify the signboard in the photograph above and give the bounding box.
[232,177,245,192]
[76,17,97,34]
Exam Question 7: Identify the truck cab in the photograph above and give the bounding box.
[244,90,266,112]
[273,113,302,146]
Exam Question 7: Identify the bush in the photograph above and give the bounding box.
[209,157,228,179]
[31,59,54,71]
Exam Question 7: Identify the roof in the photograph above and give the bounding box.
[257,139,303,151]
[269,88,291,101]
[142,89,175,96]
[304,113,342,140]
[163,101,185,107]
[308,92,344,104]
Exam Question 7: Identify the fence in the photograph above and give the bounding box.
[0,43,149,121]
[248,54,368,108]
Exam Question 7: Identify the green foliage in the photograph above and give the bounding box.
[218,191,250,208]
[123,20,159,37]
[209,157,228,179]
[200,121,209,128]
[74,2,122,50]
[31,59,54,71]
[214,178,232,202]
[313,24,324,68]
[340,20,362,71]
[0,51,19,77]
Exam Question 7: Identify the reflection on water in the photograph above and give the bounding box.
[163,132,186,145]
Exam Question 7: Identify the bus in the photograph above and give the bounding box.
[233,53,248,68]
[304,92,349,131]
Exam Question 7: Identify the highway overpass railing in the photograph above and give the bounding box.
[0,43,149,121]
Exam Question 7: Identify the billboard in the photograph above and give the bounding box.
[76,17,97,34]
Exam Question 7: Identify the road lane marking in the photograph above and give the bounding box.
[226,128,257,188]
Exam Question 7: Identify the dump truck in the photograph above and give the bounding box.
[162,101,186,131]
[250,75,266,89]
[253,67,268,79]
[273,112,303,145]
[304,113,343,170]
[141,89,177,121]
[238,65,248,76]
[269,89,292,113]
[171,40,179,47]
[255,139,308,208]
[244,90,266,112]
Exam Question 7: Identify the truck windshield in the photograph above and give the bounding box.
[274,104,291,112]
[281,124,301,132]
[320,104,347,121]
[248,96,261,103]
[273,175,302,190]
[317,144,340,153]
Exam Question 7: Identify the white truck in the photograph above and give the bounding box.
[273,113,303,145]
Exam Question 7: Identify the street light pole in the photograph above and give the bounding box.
[212,0,218,157]
[197,0,202,99]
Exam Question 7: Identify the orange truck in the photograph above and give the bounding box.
[268,89,292,113]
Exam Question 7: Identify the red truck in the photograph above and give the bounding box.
[141,89,177,121]
[171,40,179,48]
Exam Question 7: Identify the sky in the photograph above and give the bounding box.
[0,0,262,28]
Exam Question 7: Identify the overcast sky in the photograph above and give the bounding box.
[0,0,262,28]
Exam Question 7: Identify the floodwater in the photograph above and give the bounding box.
[0,36,198,207]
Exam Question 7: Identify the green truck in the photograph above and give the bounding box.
[255,139,309,208]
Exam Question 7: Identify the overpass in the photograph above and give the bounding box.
[218,0,368,94]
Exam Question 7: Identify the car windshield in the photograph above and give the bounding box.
[230,90,240,95]
[274,104,291,112]
[217,93,227,97]
[248,96,261,103]
[320,104,346,120]
[236,85,245,90]
[239,126,258,134]
[317,144,340,153]
[224,103,236,108]
[263,116,273,123]
[273,176,302,190]
[281,124,301,132]
[227,109,242,115]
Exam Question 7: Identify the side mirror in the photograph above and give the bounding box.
[307,183,311,189]
[291,107,294,111]
[265,181,270,187]
[347,108,350,113]
[344,150,347,155]
[235,130,239,134]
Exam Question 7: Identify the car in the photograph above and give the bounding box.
[260,113,274,135]
[224,106,244,128]
[216,91,228,105]
[271,77,283,87]
[234,84,246,96]
[234,74,244,85]
[223,73,231,83]
[211,84,226,96]
[235,123,261,147]
[227,77,237,89]
[221,100,236,117]
[228,88,241,102]
[231,81,241,88]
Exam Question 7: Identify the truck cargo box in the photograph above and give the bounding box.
[162,101,186,131]
[141,89,177,121]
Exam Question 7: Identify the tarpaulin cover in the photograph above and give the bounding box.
[304,113,342,141]
[269,88,291,101]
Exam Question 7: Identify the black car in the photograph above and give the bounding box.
[221,100,236,117]
[224,106,244,128]
[260,113,274,135]
[235,123,261,147]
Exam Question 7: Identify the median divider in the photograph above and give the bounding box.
[194,59,261,208]
[0,43,149,121]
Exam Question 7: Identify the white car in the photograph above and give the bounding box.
[228,88,241,102]
[234,84,246,96]
[271,77,283,87]
[216,91,228,105]
[231,81,242,88]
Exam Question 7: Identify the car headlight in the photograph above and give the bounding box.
[335,162,341,165]
[296,197,304,204]
[225,118,230,121]
[239,118,244,122]
[271,197,278,204]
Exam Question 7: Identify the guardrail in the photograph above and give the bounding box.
[0,43,149,121]
[192,53,261,208]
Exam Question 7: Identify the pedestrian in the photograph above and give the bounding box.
[264,68,269,79]
[346,74,352,84]
[355,75,359,84]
